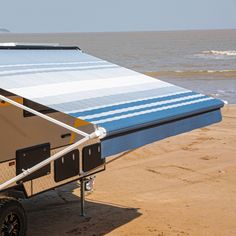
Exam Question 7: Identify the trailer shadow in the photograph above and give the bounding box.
[22,183,141,236]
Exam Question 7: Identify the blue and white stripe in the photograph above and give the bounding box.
[92,97,214,125]
[0,48,224,138]
[72,92,200,119]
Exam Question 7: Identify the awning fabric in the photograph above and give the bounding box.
[0,46,224,158]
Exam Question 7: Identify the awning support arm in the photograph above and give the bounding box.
[0,94,93,138]
[0,94,106,191]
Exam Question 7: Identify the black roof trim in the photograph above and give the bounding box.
[0,45,81,50]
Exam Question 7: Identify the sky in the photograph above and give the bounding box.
[0,0,236,33]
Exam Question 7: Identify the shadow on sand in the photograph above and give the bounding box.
[22,182,141,236]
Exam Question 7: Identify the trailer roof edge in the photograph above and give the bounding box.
[0,43,81,50]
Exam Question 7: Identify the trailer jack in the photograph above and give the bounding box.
[80,178,85,217]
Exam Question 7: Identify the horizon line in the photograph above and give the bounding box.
[1,28,236,35]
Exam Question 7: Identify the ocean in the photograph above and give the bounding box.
[0,29,236,103]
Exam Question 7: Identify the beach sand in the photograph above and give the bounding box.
[23,105,236,236]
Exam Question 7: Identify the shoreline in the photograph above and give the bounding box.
[145,70,236,79]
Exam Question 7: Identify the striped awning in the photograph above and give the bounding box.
[0,45,224,157]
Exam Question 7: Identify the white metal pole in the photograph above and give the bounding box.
[0,95,89,137]
[0,94,107,191]
[0,135,90,191]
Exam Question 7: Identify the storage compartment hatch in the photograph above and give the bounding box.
[16,143,51,182]
[82,143,105,172]
[54,150,80,182]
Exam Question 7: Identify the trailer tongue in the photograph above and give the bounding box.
[0,44,223,236]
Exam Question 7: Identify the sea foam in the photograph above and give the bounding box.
[202,50,236,56]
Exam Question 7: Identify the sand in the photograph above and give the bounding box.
[23,105,236,236]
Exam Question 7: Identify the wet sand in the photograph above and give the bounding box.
[23,105,236,236]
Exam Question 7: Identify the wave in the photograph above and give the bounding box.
[202,50,236,56]
[195,50,236,59]
[174,69,236,73]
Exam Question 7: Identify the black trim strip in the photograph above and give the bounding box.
[0,88,15,97]
[0,45,81,50]
[0,158,15,164]
[23,98,57,117]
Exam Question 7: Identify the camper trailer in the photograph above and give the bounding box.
[0,44,224,236]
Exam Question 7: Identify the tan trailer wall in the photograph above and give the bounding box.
[0,95,95,163]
